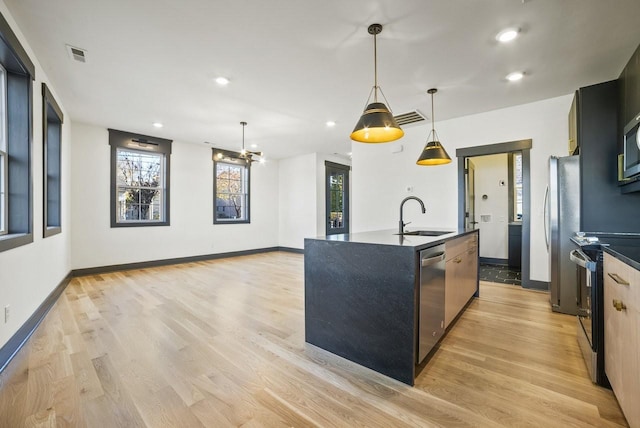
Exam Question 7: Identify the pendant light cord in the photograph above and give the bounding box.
[373,32,378,102]
[240,121,247,153]
[431,92,435,133]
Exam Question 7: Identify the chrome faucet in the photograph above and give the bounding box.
[399,196,426,234]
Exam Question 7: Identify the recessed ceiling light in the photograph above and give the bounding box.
[152,122,163,128]
[496,28,520,43]
[215,76,230,86]
[250,143,258,149]
[326,121,336,127]
[506,71,524,82]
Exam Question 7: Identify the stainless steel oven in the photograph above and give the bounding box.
[569,245,607,386]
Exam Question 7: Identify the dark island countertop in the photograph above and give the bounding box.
[309,227,477,251]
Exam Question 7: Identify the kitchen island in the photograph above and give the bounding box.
[304,228,479,385]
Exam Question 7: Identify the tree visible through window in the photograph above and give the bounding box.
[116,149,164,222]
[213,149,250,224]
[109,129,172,227]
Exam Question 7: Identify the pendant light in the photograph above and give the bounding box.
[239,121,263,164]
[350,23,404,143]
[416,89,451,165]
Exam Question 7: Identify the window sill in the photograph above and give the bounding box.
[111,221,170,228]
[43,226,61,238]
[0,232,33,253]
[214,219,250,225]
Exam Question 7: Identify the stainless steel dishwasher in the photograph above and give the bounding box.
[417,244,446,364]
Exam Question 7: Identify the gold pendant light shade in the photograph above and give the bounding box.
[350,102,404,143]
[416,88,451,165]
[351,24,404,144]
[416,140,451,165]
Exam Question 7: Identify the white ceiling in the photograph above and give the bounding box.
[5,0,640,159]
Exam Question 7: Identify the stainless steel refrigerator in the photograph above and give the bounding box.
[545,155,580,315]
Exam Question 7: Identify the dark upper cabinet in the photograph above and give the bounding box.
[617,43,640,193]
[619,43,640,131]
[575,80,640,232]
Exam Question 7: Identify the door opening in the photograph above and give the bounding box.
[465,159,477,230]
[456,139,538,290]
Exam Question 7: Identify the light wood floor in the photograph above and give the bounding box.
[0,252,628,427]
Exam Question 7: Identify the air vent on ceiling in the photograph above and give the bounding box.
[66,44,87,63]
[394,109,427,127]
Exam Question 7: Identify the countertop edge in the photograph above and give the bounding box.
[602,246,640,271]
[305,229,478,250]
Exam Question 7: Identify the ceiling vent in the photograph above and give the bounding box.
[393,109,427,127]
[66,44,87,63]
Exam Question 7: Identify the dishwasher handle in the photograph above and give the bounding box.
[421,251,445,267]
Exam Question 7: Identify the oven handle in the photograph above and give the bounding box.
[569,249,597,272]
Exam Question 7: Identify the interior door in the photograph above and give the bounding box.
[465,159,477,230]
[325,161,350,235]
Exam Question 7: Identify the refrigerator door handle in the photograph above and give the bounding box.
[543,185,550,250]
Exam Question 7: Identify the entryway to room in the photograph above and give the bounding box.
[458,140,531,288]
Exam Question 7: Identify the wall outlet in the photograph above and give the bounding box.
[4,305,9,323]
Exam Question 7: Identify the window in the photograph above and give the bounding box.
[0,65,6,236]
[213,149,250,224]
[42,83,63,237]
[514,152,523,220]
[0,11,36,253]
[109,129,172,227]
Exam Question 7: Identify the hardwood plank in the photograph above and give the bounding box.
[0,252,629,427]
[82,355,146,428]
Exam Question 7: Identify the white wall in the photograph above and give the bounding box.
[70,122,279,269]
[278,153,317,249]
[278,152,351,249]
[0,1,72,349]
[352,94,574,282]
[471,154,509,260]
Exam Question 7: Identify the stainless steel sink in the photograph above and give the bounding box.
[396,230,453,236]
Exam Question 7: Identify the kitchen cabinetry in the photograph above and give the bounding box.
[603,253,640,428]
[305,229,478,385]
[570,81,640,232]
[508,222,522,268]
[619,43,640,130]
[445,233,478,328]
[618,43,640,194]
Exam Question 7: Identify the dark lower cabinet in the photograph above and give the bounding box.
[508,223,522,268]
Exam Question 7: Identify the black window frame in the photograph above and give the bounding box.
[109,128,172,228]
[42,83,63,238]
[0,10,36,253]
[212,148,251,225]
[325,161,350,236]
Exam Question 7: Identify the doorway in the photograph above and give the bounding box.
[325,161,350,235]
[457,139,537,289]
[466,153,522,285]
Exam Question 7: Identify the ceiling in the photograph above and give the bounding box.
[5,0,640,159]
